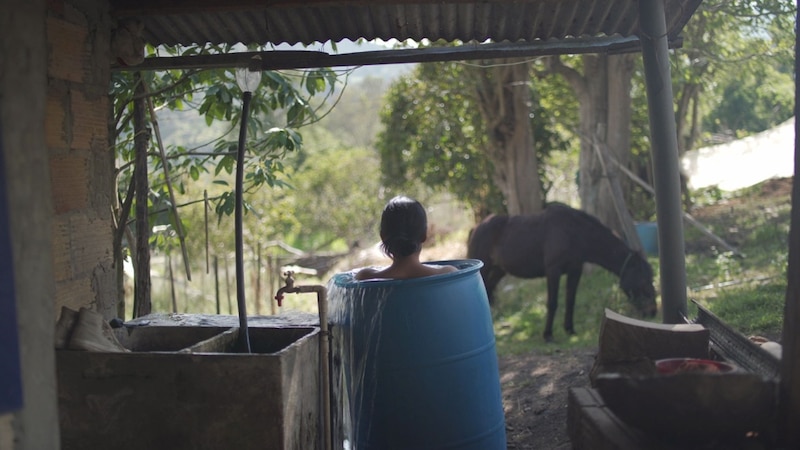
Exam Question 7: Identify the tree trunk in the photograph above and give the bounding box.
[550,54,639,245]
[676,82,702,210]
[577,54,611,223]
[476,59,543,215]
[133,72,152,318]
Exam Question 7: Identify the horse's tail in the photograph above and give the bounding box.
[467,214,508,261]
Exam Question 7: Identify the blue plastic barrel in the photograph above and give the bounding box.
[329,259,506,450]
[635,222,659,256]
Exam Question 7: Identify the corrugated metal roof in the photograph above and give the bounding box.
[111,0,702,48]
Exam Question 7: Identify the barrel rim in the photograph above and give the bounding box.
[333,258,484,288]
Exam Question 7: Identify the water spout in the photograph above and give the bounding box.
[274,271,332,450]
[273,271,296,307]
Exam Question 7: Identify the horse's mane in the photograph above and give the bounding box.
[544,202,625,245]
[545,202,609,229]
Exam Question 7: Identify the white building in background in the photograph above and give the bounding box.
[682,117,795,191]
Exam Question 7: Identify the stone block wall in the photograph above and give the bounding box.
[46,1,117,320]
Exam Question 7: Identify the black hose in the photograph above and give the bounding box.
[235,91,252,353]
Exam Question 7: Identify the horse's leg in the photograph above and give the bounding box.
[563,269,582,335]
[482,266,506,304]
[543,273,561,342]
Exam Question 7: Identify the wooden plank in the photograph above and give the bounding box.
[569,388,686,450]
[567,387,600,441]
[569,388,658,450]
[570,386,773,449]
[595,309,709,364]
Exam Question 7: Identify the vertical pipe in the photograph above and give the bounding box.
[286,285,331,450]
[638,0,687,323]
[255,243,262,315]
[204,189,210,273]
[318,289,332,450]
[225,256,233,315]
[168,251,177,313]
[214,256,221,315]
[268,255,276,315]
[235,91,252,352]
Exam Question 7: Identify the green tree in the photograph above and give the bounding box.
[543,53,644,242]
[703,55,794,136]
[173,124,385,277]
[110,44,342,311]
[316,75,391,148]
[273,143,384,251]
[668,0,795,207]
[689,1,793,137]
[377,56,572,219]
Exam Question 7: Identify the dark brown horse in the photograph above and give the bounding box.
[467,203,657,342]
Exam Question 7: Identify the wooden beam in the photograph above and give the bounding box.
[113,36,684,72]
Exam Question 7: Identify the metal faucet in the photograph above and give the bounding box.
[274,271,332,450]
[273,271,296,307]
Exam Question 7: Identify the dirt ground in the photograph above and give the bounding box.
[499,349,597,449]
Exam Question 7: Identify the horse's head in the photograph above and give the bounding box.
[619,252,658,318]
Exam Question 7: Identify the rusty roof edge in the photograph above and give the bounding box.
[111,0,701,52]
[110,0,549,17]
[666,0,704,40]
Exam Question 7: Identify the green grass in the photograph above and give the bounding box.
[492,179,792,356]
[492,267,652,355]
[690,282,786,339]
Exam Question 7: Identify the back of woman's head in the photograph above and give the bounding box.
[379,196,427,258]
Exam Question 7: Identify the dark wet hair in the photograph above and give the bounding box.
[379,196,427,258]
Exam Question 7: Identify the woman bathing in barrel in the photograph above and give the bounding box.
[355,196,457,280]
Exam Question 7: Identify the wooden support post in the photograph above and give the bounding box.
[133,72,151,318]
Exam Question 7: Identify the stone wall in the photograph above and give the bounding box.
[46,0,116,319]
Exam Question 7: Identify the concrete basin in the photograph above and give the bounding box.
[57,320,321,450]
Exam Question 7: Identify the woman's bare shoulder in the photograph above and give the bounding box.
[354,267,381,280]
[355,264,412,281]
[423,263,458,276]
[355,263,456,281]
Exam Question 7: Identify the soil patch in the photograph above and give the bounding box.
[500,350,596,449]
